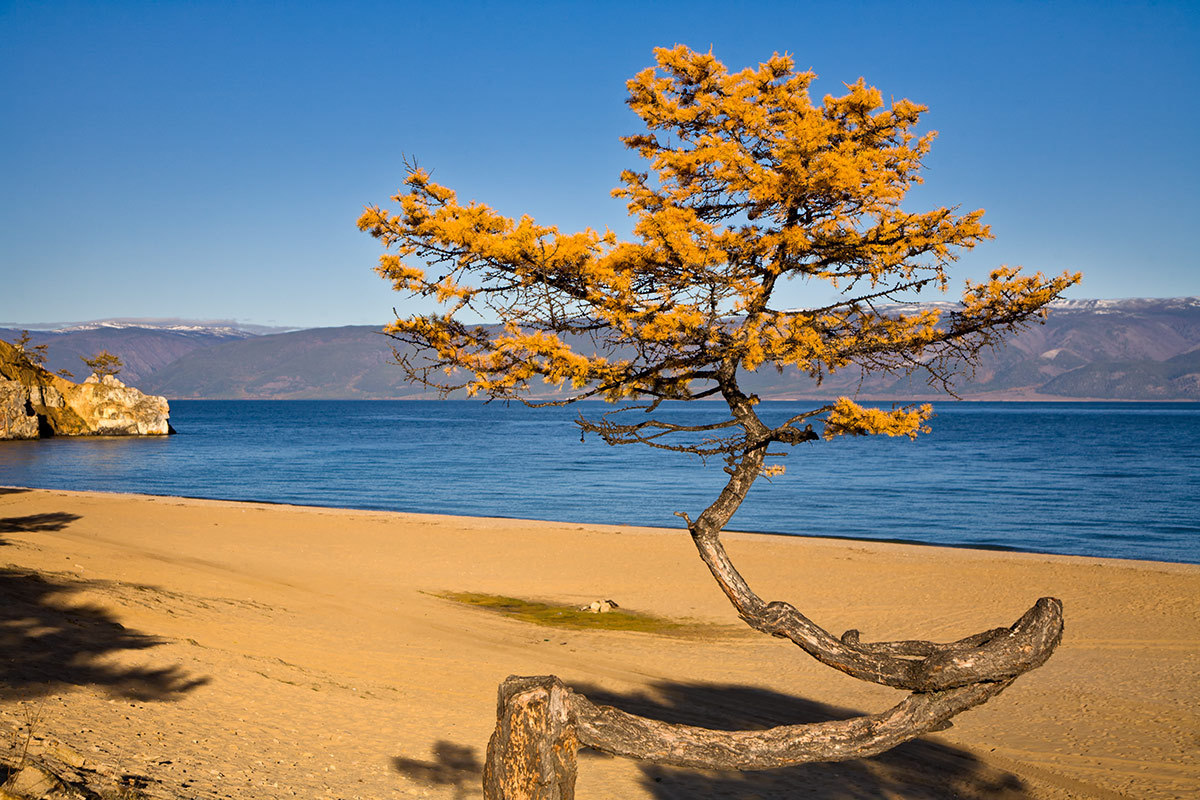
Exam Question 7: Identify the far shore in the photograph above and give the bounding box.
[160,394,1200,402]
[1,486,1196,799]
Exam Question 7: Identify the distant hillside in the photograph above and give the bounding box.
[138,326,423,399]
[0,322,257,383]
[7,299,1200,400]
[1039,348,1200,399]
[738,297,1200,400]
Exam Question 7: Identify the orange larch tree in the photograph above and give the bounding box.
[360,46,1079,798]
[80,350,123,379]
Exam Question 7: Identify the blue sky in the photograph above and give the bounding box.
[2,0,1197,328]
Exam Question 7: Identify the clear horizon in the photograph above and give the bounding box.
[3,0,1197,328]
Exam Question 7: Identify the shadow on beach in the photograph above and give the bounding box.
[393,681,1030,799]
[393,741,483,800]
[0,511,81,533]
[0,510,208,702]
[575,681,1031,799]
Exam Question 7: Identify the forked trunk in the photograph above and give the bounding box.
[483,396,1062,798]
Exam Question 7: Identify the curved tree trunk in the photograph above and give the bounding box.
[483,382,1064,798]
[483,672,1016,798]
[684,439,1063,691]
[571,677,1012,769]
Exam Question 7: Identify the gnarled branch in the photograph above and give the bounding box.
[571,677,1014,769]
[686,419,1063,692]
[484,671,1020,799]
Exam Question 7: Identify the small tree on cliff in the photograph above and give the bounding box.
[361,46,1079,795]
[80,350,122,379]
[12,331,48,367]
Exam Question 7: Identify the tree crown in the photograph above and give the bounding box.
[359,46,1079,464]
[81,350,123,378]
[11,331,48,367]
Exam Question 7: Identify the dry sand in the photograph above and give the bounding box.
[1,486,1196,799]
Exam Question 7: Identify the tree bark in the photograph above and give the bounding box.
[684,429,1063,692]
[483,676,579,800]
[691,525,1064,690]
[482,673,1016,785]
[570,678,1013,769]
[481,375,1064,793]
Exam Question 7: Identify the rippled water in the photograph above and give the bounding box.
[1,400,1196,563]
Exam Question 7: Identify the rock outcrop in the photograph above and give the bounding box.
[0,340,171,440]
[0,379,41,439]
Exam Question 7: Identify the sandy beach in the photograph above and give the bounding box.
[1,486,1196,799]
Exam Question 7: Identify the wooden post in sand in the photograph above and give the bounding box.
[483,676,579,800]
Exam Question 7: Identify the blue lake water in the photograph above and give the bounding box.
[1,400,1197,564]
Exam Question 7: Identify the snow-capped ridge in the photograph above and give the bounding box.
[1047,297,1200,313]
[783,297,1199,315]
[4,318,298,336]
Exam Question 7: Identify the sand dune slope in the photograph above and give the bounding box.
[1,487,1196,799]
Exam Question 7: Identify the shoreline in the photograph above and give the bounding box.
[5,484,1196,569]
[160,396,1200,403]
[1,486,1197,798]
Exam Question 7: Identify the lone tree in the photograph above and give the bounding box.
[361,46,1079,798]
[80,350,123,379]
[12,331,48,367]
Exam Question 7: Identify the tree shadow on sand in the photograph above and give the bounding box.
[0,511,208,702]
[0,512,81,533]
[391,681,1031,799]
[393,741,483,800]
[574,681,1031,800]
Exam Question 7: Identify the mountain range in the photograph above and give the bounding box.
[4,297,1199,400]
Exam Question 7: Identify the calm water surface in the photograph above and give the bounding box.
[1,400,1196,564]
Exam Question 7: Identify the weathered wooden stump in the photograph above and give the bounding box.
[482,675,579,800]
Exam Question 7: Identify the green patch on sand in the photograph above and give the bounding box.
[436,592,720,637]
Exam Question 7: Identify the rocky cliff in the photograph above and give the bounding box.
[0,340,171,440]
